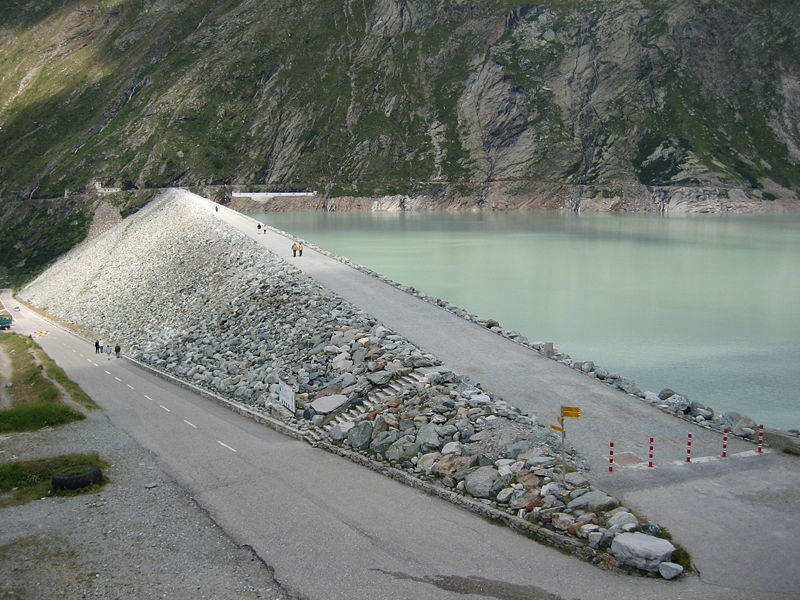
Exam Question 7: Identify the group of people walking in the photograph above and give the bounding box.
[95,339,121,359]
[291,242,304,257]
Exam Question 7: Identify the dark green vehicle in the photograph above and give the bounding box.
[0,313,12,330]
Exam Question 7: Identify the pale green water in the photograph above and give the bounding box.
[249,210,800,430]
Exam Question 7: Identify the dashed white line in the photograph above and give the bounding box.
[143,395,153,402]
[86,358,92,363]
[114,377,121,382]
[126,384,135,390]
[104,370,111,375]
[216,440,237,453]
[183,419,197,429]
[159,405,171,412]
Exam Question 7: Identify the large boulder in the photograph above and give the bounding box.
[385,436,420,462]
[370,430,402,454]
[464,466,500,498]
[567,490,619,512]
[346,420,373,450]
[432,454,477,477]
[416,424,442,452]
[611,533,675,571]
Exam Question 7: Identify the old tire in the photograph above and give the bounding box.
[52,465,103,490]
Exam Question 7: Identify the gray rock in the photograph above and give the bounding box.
[310,394,348,415]
[367,370,392,385]
[525,456,556,469]
[611,533,676,572]
[496,487,515,504]
[567,490,619,512]
[489,473,513,498]
[639,522,662,537]
[464,466,500,498]
[719,411,756,434]
[346,420,374,450]
[552,513,575,530]
[416,452,441,474]
[616,378,641,395]
[441,441,462,455]
[607,511,638,530]
[658,561,684,580]
[416,424,442,452]
[501,439,534,458]
[665,394,690,413]
[564,472,589,487]
[329,421,354,441]
[370,430,401,454]
[658,388,677,401]
[385,436,420,462]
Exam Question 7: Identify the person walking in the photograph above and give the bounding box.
[215,205,218,213]
[257,223,262,234]
[114,344,121,359]
[292,242,299,257]
[95,339,100,353]
[105,344,113,360]
[98,339,104,354]
[298,242,303,257]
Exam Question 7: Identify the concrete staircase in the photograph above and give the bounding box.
[304,369,433,444]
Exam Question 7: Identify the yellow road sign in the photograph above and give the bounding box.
[561,406,581,418]
[550,424,564,432]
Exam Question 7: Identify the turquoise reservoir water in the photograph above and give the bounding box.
[249,210,800,430]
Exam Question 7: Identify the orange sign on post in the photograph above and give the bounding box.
[561,406,581,418]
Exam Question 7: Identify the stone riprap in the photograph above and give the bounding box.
[272,225,794,444]
[20,190,682,577]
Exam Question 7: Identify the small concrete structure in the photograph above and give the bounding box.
[231,191,318,202]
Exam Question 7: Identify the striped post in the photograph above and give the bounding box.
[648,437,654,468]
[609,441,615,473]
[722,428,729,458]
[758,424,764,454]
[686,433,693,463]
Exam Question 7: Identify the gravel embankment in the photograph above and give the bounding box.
[0,410,291,599]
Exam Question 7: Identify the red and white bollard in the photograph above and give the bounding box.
[686,433,693,463]
[758,424,764,454]
[648,437,654,468]
[609,441,615,472]
[722,429,729,458]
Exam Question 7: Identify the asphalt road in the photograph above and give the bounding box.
[3,191,798,599]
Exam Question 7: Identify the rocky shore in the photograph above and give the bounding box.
[21,189,690,577]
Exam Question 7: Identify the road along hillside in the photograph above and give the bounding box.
[18,189,800,596]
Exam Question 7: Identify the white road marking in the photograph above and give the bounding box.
[114,377,121,382]
[183,420,197,429]
[216,440,237,453]
[671,449,769,466]
[86,358,92,363]
[104,370,111,375]
[143,395,153,401]
[159,405,171,412]
[126,384,135,390]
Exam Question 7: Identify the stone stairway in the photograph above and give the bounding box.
[303,369,433,444]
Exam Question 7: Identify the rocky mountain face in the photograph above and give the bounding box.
[1,0,799,281]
